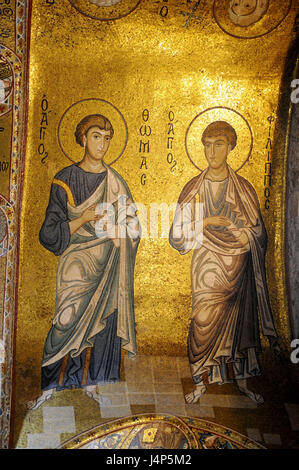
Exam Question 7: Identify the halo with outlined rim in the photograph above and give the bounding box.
[185,106,253,172]
[58,98,128,165]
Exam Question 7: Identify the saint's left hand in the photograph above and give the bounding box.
[227,221,249,246]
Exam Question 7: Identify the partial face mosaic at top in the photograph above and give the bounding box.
[69,0,142,20]
[228,0,269,27]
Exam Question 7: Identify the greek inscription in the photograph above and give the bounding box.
[139,109,152,185]
[139,125,151,136]
[167,152,173,164]
[168,123,175,135]
[159,0,169,18]
[142,109,149,122]
[0,161,9,171]
[264,115,275,209]
[41,98,48,112]
[166,109,177,172]
[139,140,150,153]
[40,113,48,126]
[39,95,50,164]
[40,127,46,140]
[140,156,148,170]
[167,136,174,149]
[160,5,168,17]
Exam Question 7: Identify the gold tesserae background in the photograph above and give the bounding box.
[15,0,296,423]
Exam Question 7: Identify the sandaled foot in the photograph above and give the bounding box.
[26,391,53,411]
[185,385,206,404]
[238,387,264,405]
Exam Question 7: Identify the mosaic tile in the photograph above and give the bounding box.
[128,393,156,405]
[100,394,129,406]
[43,406,76,434]
[246,428,262,442]
[200,394,257,409]
[99,382,128,394]
[185,405,215,418]
[153,370,180,384]
[100,405,132,419]
[263,433,282,446]
[154,383,185,394]
[155,394,185,406]
[126,382,155,393]
[27,432,61,449]
[155,403,187,416]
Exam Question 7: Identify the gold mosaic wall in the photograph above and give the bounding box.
[11,0,297,417]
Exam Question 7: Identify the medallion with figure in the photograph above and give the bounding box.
[213,0,292,39]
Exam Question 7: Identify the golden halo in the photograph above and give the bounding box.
[58,98,128,165]
[68,0,142,21]
[185,107,253,172]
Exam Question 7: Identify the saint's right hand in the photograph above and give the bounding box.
[203,216,231,228]
[81,204,107,223]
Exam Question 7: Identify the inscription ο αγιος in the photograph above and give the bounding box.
[264,115,275,210]
[166,109,177,173]
[39,95,50,164]
[159,0,169,18]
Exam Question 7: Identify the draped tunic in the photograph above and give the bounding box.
[169,166,277,385]
[39,163,140,390]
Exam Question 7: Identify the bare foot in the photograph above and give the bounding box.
[26,390,54,411]
[238,386,264,405]
[185,385,206,404]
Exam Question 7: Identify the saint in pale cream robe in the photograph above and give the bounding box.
[169,166,277,385]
